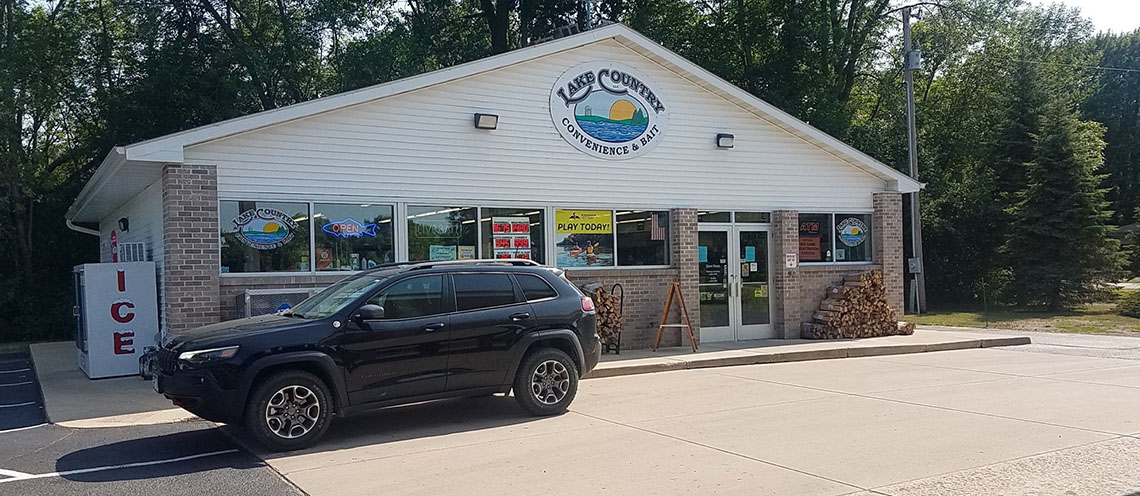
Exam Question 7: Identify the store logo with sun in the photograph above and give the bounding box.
[232,208,299,250]
[550,61,669,160]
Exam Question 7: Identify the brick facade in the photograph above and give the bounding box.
[873,192,905,317]
[563,208,699,350]
[162,164,221,333]
[771,197,905,338]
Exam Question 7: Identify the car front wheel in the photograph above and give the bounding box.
[244,370,332,451]
[513,348,579,416]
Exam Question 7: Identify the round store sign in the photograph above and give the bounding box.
[550,61,669,160]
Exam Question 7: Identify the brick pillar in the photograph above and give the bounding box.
[162,164,220,333]
[873,192,905,318]
[671,208,699,342]
[771,210,800,338]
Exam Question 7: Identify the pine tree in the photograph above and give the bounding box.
[1005,99,1123,309]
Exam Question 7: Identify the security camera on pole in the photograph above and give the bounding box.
[903,6,927,314]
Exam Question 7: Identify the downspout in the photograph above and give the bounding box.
[66,218,101,237]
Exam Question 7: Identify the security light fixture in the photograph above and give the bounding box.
[716,133,734,149]
[474,113,499,130]
[117,217,130,232]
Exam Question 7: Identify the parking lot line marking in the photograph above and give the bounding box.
[0,424,46,435]
[0,381,33,387]
[0,469,32,479]
[0,449,241,484]
[0,402,34,409]
[0,369,30,374]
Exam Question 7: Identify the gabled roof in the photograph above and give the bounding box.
[68,22,921,222]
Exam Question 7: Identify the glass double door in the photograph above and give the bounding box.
[698,226,773,342]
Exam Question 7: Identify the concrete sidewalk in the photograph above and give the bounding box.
[29,341,196,428]
[27,328,1028,428]
[588,328,1029,378]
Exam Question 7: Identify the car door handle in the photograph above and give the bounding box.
[423,323,446,332]
[509,312,531,321]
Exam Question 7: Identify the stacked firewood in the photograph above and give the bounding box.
[801,270,916,339]
[591,287,623,344]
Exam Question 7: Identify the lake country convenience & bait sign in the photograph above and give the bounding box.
[550,61,669,160]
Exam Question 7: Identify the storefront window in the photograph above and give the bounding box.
[734,211,771,223]
[616,211,670,266]
[698,211,731,223]
[407,206,477,261]
[480,208,545,263]
[835,213,872,262]
[798,213,833,263]
[220,201,311,273]
[554,209,614,267]
[313,203,395,271]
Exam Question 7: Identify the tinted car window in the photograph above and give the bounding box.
[369,275,443,319]
[516,274,557,301]
[453,273,518,311]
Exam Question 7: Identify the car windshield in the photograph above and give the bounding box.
[286,275,387,319]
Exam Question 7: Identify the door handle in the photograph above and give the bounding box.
[509,312,532,321]
[423,322,446,332]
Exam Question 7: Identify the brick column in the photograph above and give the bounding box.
[771,210,800,338]
[162,164,220,333]
[873,192,905,318]
[671,208,699,342]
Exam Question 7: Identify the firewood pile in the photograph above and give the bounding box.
[591,287,623,344]
[801,270,916,339]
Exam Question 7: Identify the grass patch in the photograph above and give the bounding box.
[0,341,32,354]
[908,297,1140,336]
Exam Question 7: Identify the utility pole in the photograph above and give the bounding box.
[902,6,928,313]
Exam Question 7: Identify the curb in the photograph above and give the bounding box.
[583,336,1031,380]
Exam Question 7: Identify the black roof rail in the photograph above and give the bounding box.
[405,259,542,271]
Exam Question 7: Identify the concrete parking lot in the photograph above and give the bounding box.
[5,341,1140,495]
[252,346,1140,496]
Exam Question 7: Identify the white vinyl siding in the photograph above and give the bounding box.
[98,180,165,330]
[186,39,884,211]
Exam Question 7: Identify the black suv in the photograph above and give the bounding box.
[153,260,599,451]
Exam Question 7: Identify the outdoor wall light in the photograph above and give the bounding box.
[117,217,130,232]
[716,133,735,149]
[474,113,499,130]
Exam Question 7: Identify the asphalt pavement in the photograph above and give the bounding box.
[0,350,300,496]
[0,420,302,495]
[0,352,47,431]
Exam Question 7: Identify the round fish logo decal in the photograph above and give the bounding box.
[550,61,669,160]
[232,208,299,250]
[836,217,868,247]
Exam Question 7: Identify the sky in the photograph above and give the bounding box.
[1049,0,1140,33]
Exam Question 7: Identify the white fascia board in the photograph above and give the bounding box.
[66,147,127,221]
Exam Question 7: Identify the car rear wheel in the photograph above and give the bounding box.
[513,348,579,416]
[244,370,332,451]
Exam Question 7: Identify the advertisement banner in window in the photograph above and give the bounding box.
[836,217,868,247]
[430,245,457,261]
[555,210,614,267]
[492,217,531,259]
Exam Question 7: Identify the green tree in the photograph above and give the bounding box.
[1005,99,1122,309]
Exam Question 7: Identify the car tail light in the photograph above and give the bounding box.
[581,297,596,313]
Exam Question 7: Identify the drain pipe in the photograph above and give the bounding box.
[66,218,101,237]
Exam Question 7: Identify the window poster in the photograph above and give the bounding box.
[554,210,614,267]
[429,245,457,261]
[458,245,476,260]
[491,217,531,259]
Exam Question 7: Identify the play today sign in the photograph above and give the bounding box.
[556,210,612,234]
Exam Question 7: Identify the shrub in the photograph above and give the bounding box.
[1116,291,1140,318]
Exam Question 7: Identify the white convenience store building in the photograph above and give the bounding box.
[66,23,921,349]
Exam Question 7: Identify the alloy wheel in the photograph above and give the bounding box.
[265,385,321,439]
[530,359,570,405]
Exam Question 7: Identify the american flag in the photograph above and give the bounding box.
[650,213,666,241]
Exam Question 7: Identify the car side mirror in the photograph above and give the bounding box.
[353,304,385,322]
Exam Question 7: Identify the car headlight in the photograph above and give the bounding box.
[178,346,239,364]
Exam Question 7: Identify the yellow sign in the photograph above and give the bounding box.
[555,210,612,234]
